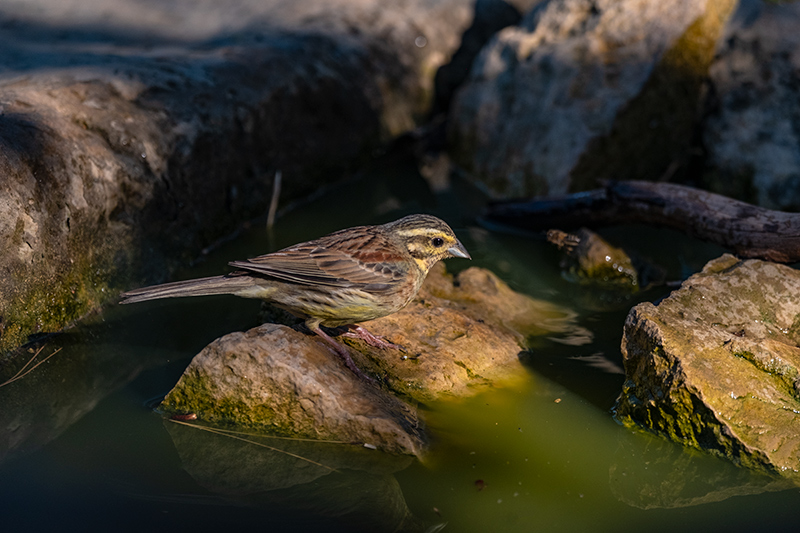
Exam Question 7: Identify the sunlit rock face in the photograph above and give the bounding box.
[702,0,800,210]
[448,0,736,197]
[616,254,800,479]
[160,264,589,455]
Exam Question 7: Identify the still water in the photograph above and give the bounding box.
[2,154,799,532]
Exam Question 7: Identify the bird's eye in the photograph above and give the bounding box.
[432,237,445,247]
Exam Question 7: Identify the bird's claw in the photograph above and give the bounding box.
[342,325,405,352]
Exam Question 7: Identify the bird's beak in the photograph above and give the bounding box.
[448,240,471,260]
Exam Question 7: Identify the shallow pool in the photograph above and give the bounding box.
[2,157,798,532]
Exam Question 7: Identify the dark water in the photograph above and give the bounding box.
[2,153,799,532]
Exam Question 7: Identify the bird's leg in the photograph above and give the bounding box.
[341,325,404,351]
[307,322,374,381]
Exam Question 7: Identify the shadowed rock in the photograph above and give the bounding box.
[449,0,736,197]
[702,0,800,210]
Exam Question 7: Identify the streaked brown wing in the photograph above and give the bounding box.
[228,231,408,291]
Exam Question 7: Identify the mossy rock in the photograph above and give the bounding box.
[616,254,800,479]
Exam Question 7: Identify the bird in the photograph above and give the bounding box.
[120,214,471,377]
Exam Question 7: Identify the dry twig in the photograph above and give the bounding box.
[168,418,343,472]
[0,345,62,388]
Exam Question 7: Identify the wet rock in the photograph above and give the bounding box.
[0,0,474,354]
[554,227,641,313]
[701,0,800,210]
[615,254,800,478]
[547,227,668,312]
[448,0,736,197]
[553,228,639,290]
[161,264,586,454]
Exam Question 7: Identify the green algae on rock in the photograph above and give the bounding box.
[160,322,427,456]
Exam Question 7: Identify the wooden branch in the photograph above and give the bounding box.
[482,181,800,263]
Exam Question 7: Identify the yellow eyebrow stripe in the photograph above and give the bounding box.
[395,228,445,237]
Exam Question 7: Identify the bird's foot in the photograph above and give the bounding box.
[334,348,375,382]
[342,325,404,351]
[310,325,375,381]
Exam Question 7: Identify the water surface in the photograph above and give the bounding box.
[2,154,799,532]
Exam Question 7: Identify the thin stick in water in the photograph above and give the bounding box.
[0,345,63,388]
[168,418,339,472]
[267,170,282,231]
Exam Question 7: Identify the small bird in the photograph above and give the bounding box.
[120,214,470,377]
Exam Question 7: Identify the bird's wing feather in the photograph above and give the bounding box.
[229,233,409,291]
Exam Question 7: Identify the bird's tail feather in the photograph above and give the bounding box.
[120,275,256,304]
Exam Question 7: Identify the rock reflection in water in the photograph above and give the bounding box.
[165,420,435,533]
[0,329,164,464]
[609,430,797,510]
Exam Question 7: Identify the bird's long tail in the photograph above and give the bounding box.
[120,274,257,304]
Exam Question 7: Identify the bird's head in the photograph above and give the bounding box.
[385,214,471,273]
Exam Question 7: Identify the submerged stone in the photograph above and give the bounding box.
[615,254,800,479]
[548,227,669,312]
[556,228,639,290]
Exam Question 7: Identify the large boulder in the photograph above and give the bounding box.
[702,0,800,210]
[0,0,474,354]
[160,264,589,455]
[615,254,800,478]
[448,0,736,197]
